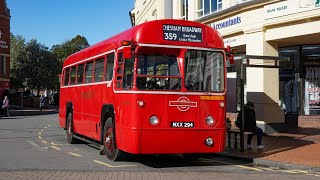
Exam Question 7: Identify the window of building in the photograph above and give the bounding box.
[179,0,188,20]
[70,67,77,85]
[106,53,114,81]
[94,58,105,82]
[85,62,94,83]
[0,56,6,74]
[77,64,84,84]
[197,0,222,18]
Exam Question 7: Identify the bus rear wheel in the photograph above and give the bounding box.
[66,112,77,144]
[103,117,126,161]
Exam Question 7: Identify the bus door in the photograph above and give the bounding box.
[115,48,134,129]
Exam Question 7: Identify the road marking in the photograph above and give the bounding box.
[38,136,42,139]
[200,158,263,172]
[44,127,47,129]
[42,140,48,144]
[68,152,82,157]
[93,160,136,168]
[27,140,48,150]
[51,146,61,151]
[258,167,298,174]
[40,130,44,132]
[38,132,42,135]
[50,142,68,146]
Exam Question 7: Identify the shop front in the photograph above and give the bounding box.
[279,45,320,116]
[198,0,320,132]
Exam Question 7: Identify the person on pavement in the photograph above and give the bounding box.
[2,96,10,117]
[39,94,45,111]
[236,101,264,150]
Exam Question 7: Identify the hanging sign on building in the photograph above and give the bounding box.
[163,24,202,43]
[264,0,320,19]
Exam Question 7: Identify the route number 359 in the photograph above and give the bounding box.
[164,33,177,40]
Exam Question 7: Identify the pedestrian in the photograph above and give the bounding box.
[236,101,264,150]
[2,96,10,117]
[39,94,45,111]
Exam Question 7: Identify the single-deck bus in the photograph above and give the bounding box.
[59,19,231,161]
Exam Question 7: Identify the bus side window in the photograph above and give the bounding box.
[64,68,70,86]
[77,64,84,84]
[123,56,134,89]
[116,52,124,89]
[94,58,104,82]
[70,67,77,85]
[106,53,114,81]
[85,62,94,83]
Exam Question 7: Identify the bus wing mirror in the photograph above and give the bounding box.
[123,46,132,59]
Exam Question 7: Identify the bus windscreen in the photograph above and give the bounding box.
[185,50,224,92]
[137,54,181,90]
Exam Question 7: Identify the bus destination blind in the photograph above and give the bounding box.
[163,24,202,43]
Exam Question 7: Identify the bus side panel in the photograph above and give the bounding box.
[59,88,67,129]
[86,83,114,141]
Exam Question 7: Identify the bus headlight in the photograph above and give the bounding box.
[206,115,214,126]
[149,115,159,126]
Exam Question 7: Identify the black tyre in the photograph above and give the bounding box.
[102,117,126,161]
[66,112,77,144]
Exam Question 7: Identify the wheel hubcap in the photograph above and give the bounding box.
[104,128,113,152]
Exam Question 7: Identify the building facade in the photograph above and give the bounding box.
[0,0,10,98]
[131,0,320,133]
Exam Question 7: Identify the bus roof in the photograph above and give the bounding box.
[63,19,224,67]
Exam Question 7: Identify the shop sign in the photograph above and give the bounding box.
[264,0,320,19]
[0,30,8,49]
[209,16,242,30]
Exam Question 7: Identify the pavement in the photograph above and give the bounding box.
[221,125,320,171]
[4,106,320,171]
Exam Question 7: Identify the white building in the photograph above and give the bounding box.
[131,0,320,133]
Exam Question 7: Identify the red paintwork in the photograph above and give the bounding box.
[59,19,226,155]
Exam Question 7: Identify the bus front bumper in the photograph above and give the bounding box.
[139,129,225,154]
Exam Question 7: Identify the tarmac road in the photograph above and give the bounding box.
[0,114,318,179]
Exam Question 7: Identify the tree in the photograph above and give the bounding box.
[10,34,27,90]
[10,36,60,94]
[51,35,90,64]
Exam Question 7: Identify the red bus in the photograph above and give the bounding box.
[59,19,230,161]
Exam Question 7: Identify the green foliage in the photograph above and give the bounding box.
[10,35,60,92]
[51,35,90,64]
[10,34,89,94]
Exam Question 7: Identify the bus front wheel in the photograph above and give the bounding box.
[103,117,126,161]
[66,112,77,144]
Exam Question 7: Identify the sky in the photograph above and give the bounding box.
[7,0,134,48]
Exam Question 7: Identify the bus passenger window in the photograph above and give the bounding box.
[70,67,77,85]
[64,68,70,86]
[94,58,104,82]
[106,53,114,81]
[85,62,94,83]
[123,56,134,89]
[77,64,84,84]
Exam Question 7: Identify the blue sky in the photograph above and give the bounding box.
[7,0,134,48]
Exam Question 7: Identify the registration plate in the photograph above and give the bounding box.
[171,122,194,128]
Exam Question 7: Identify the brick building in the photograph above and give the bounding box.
[0,0,10,98]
